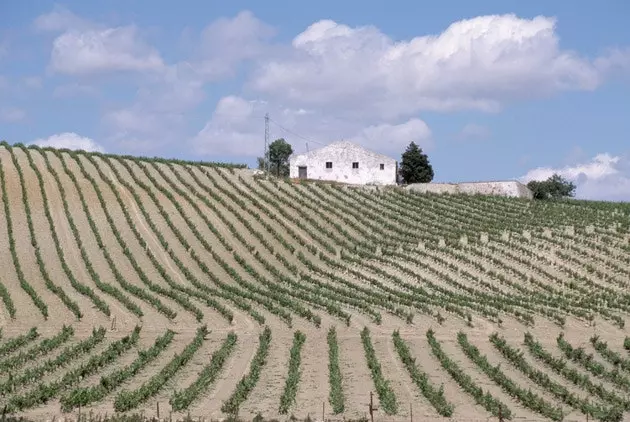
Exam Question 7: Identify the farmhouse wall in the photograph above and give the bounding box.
[289,141,397,185]
[406,181,532,198]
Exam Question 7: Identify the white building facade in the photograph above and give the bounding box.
[289,141,397,185]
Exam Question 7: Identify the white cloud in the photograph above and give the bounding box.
[101,8,274,151]
[249,14,618,119]
[457,123,491,141]
[521,153,630,201]
[191,95,432,158]
[102,62,206,152]
[191,96,266,157]
[0,107,26,122]
[50,26,164,75]
[191,10,276,80]
[30,8,629,165]
[33,132,105,153]
[595,47,630,79]
[35,7,163,75]
[350,119,432,152]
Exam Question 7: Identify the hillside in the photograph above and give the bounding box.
[1,143,630,421]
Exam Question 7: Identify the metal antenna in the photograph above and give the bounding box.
[264,113,270,174]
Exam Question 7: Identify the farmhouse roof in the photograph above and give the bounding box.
[292,140,396,161]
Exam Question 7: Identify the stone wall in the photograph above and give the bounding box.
[405,181,532,198]
[289,141,397,185]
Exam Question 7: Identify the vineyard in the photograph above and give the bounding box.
[1,142,630,421]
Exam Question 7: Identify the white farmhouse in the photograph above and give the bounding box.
[289,141,397,185]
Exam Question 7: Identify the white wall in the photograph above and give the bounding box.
[289,141,397,185]
[406,181,532,198]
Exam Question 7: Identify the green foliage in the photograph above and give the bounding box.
[267,138,293,177]
[42,149,145,317]
[279,331,307,414]
[222,327,272,415]
[4,138,630,420]
[527,173,576,200]
[399,141,434,184]
[426,329,511,419]
[0,327,39,358]
[61,329,175,411]
[327,327,345,414]
[360,327,397,415]
[0,147,46,318]
[459,332,563,421]
[591,335,630,372]
[558,333,630,393]
[520,332,626,420]
[0,327,106,395]
[0,326,73,372]
[6,326,141,412]
[21,146,110,318]
[114,326,208,412]
[9,141,247,168]
[392,330,454,416]
[171,332,238,411]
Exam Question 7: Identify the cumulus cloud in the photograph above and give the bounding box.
[102,62,208,152]
[101,8,273,151]
[521,153,630,201]
[32,132,105,152]
[191,96,269,157]
[31,9,630,163]
[50,27,163,75]
[249,14,620,119]
[35,7,163,75]
[0,107,26,122]
[191,95,432,158]
[190,10,276,80]
[350,119,432,151]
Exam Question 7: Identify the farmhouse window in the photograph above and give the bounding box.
[380,163,384,170]
[326,162,333,169]
[352,162,359,169]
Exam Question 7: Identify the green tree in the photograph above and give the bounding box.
[400,142,434,184]
[527,173,576,200]
[267,138,293,177]
[256,139,293,176]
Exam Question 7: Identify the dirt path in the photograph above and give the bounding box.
[185,329,259,420]
[0,150,40,326]
[1,149,64,327]
[238,330,293,419]
[77,155,197,332]
[292,330,329,419]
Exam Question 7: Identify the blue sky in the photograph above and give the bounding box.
[1,1,629,200]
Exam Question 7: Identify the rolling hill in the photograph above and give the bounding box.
[0,142,630,421]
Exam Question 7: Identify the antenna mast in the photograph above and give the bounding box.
[264,113,270,174]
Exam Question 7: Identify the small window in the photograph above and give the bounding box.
[352,162,359,169]
[379,163,385,170]
[326,162,333,169]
